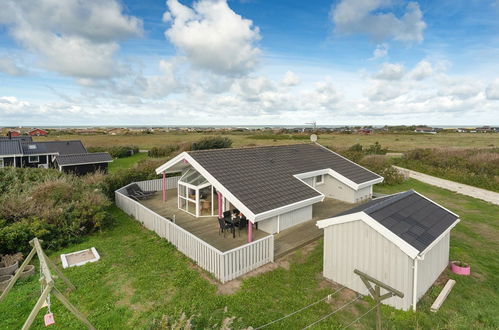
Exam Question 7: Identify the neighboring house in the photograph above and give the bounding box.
[316,190,460,311]
[5,130,21,137]
[28,128,49,136]
[414,127,437,134]
[155,143,383,239]
[0,139,112,174]
[54,153,113,175]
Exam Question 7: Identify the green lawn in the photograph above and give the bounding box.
[108,152,148,173]
[1,180,498,329]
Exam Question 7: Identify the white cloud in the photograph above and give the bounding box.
[371,43,388,60]
[331,0,426,43]
[0,0,142,79]
[164,0,261,76]
[0,57,27,76]
[373,63,405,80]
[408,60,433,80]
[485,80,499,100]
[281,71,300,86]
[366,81,408,101]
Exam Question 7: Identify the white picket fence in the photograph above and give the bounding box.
[115,180,274,283]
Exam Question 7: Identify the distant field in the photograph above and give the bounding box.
[35,132,499,152]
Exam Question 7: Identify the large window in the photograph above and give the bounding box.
[28,156,39,163]
[178,169,215,217]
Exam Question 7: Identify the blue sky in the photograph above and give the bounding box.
[0,0,498,126]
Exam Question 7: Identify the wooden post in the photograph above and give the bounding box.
[162,171,166,202]
[354,269,404,330]
[248,221,253,243]
[217,192,222,218]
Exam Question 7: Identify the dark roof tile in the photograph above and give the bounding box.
[338,190,459,252]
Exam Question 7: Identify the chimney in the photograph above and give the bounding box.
[8,131,12,140]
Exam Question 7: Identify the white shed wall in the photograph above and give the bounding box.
[416,232,450,300]
[323,220,414,310]
[258,205,313,234]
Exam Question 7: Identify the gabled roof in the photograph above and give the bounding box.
[0,140,22,156]
[38,140,87,155]
[156,144,383,218]
[56,152,113,166]
[317,190,460,257]
[21,142,49,154]
[20,140,87,155]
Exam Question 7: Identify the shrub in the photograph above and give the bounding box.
[191,136,232,150]
[148,144,179,158]
[397,147,499,192]
[360,155,405,186]
[0,168,110,254]
[87,145,139,158]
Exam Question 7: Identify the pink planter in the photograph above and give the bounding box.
[451,261,470,275]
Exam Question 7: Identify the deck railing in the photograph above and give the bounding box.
[115,180,274,283]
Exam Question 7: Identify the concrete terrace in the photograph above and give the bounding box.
[140,189,361,257]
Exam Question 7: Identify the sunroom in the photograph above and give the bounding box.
[177,168,219,217]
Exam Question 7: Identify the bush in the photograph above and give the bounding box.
[191,136,232,150]
[396,147,499,192]
[359,155,405,186]
[0,168,110,254]
[148,144,179,158]
[87,145,139,158]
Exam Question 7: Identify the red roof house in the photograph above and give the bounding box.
[28,128,48,136]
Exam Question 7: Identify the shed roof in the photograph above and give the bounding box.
[56,152,113,166]
[185,144,382,215]
[0,140,22,156]
[330,190,459,252]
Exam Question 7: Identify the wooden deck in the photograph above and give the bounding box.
[274,198,360,258]
[140,190,268,252]
[140,189,362,258]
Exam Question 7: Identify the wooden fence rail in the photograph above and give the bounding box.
[115,180,274,283]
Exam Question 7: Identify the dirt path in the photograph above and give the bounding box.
[393,166,499,205]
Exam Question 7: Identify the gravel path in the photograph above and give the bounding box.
[393,166,499,205]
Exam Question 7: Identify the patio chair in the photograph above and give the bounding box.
[218,218,233,238]
[126,183,155,200]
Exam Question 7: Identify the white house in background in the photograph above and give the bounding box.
[317,190,460,311]
[155,143,383,241]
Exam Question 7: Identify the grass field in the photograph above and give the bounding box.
[1,179,497,329]
[108,152,148,174]
[35,132,499,152]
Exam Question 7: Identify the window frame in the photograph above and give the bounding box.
[315,174,324,186]
[28,155,40,163]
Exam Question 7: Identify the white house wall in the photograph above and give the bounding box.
[313,174,372,203]
[323,220,414,310]
[258,205,313,234]
[417,232,450,300]
[258,216,278,234]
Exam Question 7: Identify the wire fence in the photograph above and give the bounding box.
[301,295,363,329]
[254,287,345,329]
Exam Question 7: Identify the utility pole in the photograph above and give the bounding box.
[354,269,404,330]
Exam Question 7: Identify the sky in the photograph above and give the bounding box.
[0,0,498,126]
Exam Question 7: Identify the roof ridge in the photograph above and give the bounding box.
[363,190,414,214]
[187,142,314,154]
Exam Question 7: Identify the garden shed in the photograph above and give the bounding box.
[316,190,460,311]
